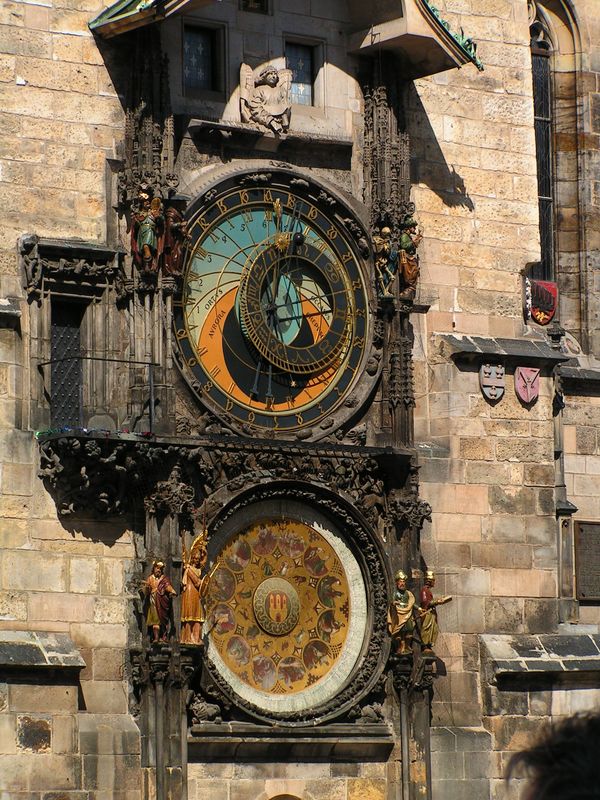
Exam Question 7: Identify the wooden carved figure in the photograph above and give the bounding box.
[419,570,452,651]
[398,215,422,301]
[373,226,399,298]
[387,570,417,655]
[144,560,177,643]
[163,201,189,276]
[132,183,164,273]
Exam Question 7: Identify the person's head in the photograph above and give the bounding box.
[138,184,152,207]
[506,713,600,800]
[381,226,392,239]
[152,560,164,576]
[191,547,206,568]
[395,570,407,590]
[259,66,278,87]
[425,570,435,587]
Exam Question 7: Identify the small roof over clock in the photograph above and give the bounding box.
[90,0,483,76]
[89,0,214,37]
[347,0,484,77]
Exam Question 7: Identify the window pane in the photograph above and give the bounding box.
[241,0,268,12]
[532,52,551,119]
[51,301,83,428]
[535,118,552,198]
[538,198,554,280]
[286,42,313,106]
[184,28,214,93]
[530,46,554,280]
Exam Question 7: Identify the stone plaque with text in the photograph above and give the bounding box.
[575,523,600,602]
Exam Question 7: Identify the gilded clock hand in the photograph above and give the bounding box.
[270,202,304,316]
[270,199,285,304]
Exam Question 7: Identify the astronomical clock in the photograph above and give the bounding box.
[170,167,392,725]
[199,493,388,723]
[174,168,376,440]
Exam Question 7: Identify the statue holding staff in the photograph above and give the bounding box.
[180,531,218,646]
[143,560,177,643]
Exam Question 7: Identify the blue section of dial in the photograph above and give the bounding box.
[266,274,302,345]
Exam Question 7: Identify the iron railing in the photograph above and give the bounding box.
[38,355,160,433]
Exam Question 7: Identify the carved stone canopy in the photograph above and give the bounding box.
[19,235,124,297]
[36,433,426,535]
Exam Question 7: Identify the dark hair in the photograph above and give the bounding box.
[506,713,600,799]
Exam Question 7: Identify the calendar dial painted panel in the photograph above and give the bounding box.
[205,516,367,714]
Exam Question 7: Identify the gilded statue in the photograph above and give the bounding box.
[240,63,292,134]
[180,531,216,646]
[387,570,417,655]
[143,560,176,643]
[419,570,452,651]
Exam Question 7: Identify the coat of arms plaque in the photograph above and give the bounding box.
[479,363,505,401]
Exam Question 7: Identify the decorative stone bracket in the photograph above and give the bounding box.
[37,433,428,536]
[19,234,124,298]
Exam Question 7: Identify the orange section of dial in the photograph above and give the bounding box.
[196,287,339,412]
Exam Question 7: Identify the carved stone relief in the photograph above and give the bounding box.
[37,434,426,540]
[240,64,292,134]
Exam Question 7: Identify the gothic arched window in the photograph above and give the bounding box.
[530,4,555,281]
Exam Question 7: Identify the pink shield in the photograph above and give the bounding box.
[515,367,540,404]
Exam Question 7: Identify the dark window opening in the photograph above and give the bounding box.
[50,300,84,428]
[285,42,314,106]
[183,26,222,95]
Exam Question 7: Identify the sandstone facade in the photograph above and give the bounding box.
[1,1,600,799]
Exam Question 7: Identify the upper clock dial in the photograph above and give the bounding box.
[174,172,370,435]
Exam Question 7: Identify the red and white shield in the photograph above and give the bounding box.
[515,367,540,404]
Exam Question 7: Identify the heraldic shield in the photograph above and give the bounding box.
[479,363,505,401]
[515,367,540,404]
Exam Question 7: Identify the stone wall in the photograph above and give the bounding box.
[2,0,600,799]
[0,0,137,790]
[409,0,600,796]
[413,0,556,655]
[187,761,391,800]
[0,0,123,283]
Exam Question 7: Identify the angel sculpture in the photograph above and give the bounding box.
[240,63,292,134]
[180,530,216,646]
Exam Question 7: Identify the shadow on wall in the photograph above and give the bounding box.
[404,83,474,212]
